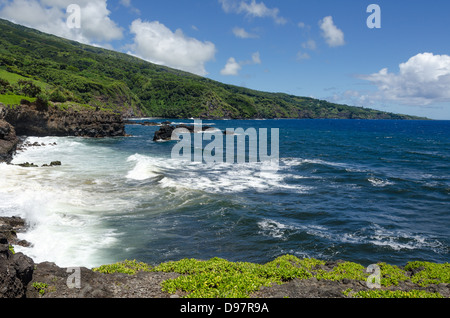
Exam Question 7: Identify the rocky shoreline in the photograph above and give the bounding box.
[1,110,448,299]
[0,102,125,163]
[0,117,18,163]
[1,217,449,299]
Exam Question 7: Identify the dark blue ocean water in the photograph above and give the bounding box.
[3,119,448,268]
[103,119,449,267]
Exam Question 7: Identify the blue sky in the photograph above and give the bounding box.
[1,0,449,119]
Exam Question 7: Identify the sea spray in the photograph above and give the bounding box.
[0,119,448,268]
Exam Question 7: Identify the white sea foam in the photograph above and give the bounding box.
[126,154,163,180]
[2,127,445,268]
[257,218,332,241]
[0,137,133,268]
[367,225,445,252]
[258,219,295,240]
[125,153,310,194]
[368,177,394,187]
[282,157,368,173]
[341,224,447,253]
[166,162,308,193]
[256,217,447,254]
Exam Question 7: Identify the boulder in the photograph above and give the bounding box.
[0,235,34,298]
[153,124,176,141]
[153,124,216,141]
[0,119,19,163]
[0,216,30,247]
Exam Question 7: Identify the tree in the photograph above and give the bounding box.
[16,80,41,97]
[35,93,49,111]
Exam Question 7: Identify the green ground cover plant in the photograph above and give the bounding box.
[93,255,449,299]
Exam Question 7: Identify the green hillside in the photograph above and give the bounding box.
[0,18,425,119]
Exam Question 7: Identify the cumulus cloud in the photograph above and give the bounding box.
[359,52,450,105]
[129,19,216,76]
[221,51,261,76]
[319,16,345,47]
[219,0,286,24]
[232,27,258,39]
[221,57,242,76]
[0,0,123,45]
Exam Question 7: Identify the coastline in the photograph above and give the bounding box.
[1,107,448,299]
[1,216,449,299]
[0,102,126,163]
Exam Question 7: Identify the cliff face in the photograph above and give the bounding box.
[0,118,18,163]
[0,103,126,163]
[2,104,125,138]
[0,217,34,298]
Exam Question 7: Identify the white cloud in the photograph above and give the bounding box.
[319,16,345,47]
[219,0,286,24]
[119,0,140,15]
[251,51,261,64]
[79,1,124,42]
[221,51,261,76]
[221,57,242,76]
[359,52,450,106]
[297,39,315,62]
[232,27,258,39]
[296,51,310,61]
[0,0,123,45]
[129,19,216,76]
[218,0,235,12]
[302,39,317,51]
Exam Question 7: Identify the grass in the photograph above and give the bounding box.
[0,94,36,105]
[93,255,450,299]
[0,68,48,88]
[0,94,105,113]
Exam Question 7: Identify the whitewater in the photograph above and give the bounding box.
[0,119,448,268]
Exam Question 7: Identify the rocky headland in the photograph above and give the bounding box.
[0,102,126,163]
[2,103,125,138]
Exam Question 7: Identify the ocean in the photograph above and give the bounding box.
[0,119,448,268]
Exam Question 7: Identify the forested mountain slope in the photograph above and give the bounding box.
[0,19,425,120]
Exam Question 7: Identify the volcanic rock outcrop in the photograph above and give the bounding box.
[2,104,125,138]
